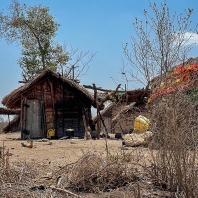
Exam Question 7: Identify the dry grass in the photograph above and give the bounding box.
[0,133,170,198]
[63,152,138,193]
[0,143,142,197]
[2,118,198,198]
[149,90,198,197]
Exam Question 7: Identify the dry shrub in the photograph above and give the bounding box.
[93,186,141,198]
[108,152,135,163]
[0,116,8,133]
[0,150,63,198]
[0,142,141,197]
[0,145,29,197]
[65,152,138,193]
[0,142,20,185]
[0,160,66,198]
[148,90,198,197]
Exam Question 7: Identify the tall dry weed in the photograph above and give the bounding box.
[149,89,198,197]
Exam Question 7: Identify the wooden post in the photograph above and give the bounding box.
[93,84,100,139]
[41,82,47,138]
[2,141,5,166]
[20,96,23,139]
[21,97,27,140]
[7,114,10,132]
[48,79,56,130]
[62,82,65,136]
[98,111,108,136]
[119,122,124,138]
[82,115,90,140]
[66,65,78,79]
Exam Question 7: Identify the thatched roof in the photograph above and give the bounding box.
[112,102,136,125]
[101,102,115,117]
[0,107,20,115]
[3,115,20,133]
[2,69,95,109]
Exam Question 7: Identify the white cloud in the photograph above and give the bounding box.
[183,32,198,45]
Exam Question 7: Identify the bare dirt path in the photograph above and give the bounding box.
[0,132,126,167]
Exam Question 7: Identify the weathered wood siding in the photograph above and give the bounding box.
[20,77,91,139]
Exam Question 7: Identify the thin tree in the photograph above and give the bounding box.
[122,1,198,197]
[122,1,197,88]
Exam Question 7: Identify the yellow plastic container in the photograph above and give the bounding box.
[134,115,150,133]
[47,129,55,138]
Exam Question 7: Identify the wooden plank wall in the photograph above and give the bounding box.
[20,77,91,138]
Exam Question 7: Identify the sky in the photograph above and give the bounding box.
[0,0,198,107]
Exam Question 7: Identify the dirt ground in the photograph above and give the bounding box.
[0,132,174,197]
[0,132,153,176]
[0,132,138,166]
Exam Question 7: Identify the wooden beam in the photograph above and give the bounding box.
[0,108,20,115]
[83,84,125,93]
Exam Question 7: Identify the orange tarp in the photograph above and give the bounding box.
[148,63,198,104]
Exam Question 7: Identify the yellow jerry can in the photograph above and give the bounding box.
[134,115,150,133]
[47,129,55,138]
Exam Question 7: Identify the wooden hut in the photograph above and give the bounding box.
[2,69,95,139]
[3,115,20,133]
[111,89,150,134]
[92,89,151,134]
[111,102,149,134]
[0,107,20,133]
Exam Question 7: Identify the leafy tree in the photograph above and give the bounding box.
[0,0,69,81]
